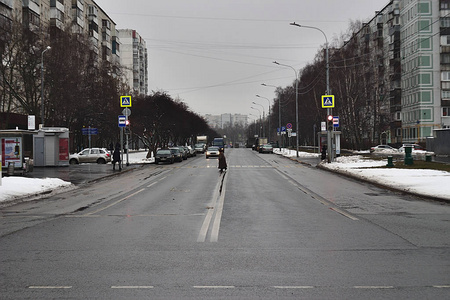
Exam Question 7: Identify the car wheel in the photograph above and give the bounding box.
[69,159,78,165]
[97,158,106,164]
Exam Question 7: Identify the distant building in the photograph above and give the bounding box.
[204,114,248,129]
[118,29,148,95]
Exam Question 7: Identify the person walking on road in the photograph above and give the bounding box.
[112,143,121,171]
[218,148,227,173]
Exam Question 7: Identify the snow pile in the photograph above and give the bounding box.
[322,155,450,200]
[273,148,320,158]
[0,177,72,204]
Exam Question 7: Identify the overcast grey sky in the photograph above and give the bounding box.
[95,0,389,119]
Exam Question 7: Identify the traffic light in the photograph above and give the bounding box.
[327,115,333,131]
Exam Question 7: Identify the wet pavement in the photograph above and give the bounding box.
[27,163,141,185]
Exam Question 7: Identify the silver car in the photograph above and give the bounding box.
[205,146,220,158]
[69,148,111,164]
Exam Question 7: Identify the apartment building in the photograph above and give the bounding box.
[341,0,450,144]
[118,29,148,95]
[0,1,120,67]
[204,113,248,129]
[401,0,450,143]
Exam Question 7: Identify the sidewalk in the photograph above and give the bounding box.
[276,149,450,203]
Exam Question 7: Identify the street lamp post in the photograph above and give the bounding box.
[290,22,332,162]
[250,107,262,137]
[262,83,282,150]
[256,95,271,142]
[273,61,299,158]
[252,102,265,137]
[41,46,51,128]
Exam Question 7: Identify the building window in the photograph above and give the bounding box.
[443,90,450,99]
[443,107,450,116]
[442,71,450,81]
[441,17,450,28]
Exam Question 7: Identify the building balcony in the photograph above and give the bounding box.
[22,0,40,15]
[1,0,13,9]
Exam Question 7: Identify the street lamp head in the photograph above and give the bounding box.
[256,94,261,98]
[46,46,51,50]
[273,61,280,65]
[290,22,301,27]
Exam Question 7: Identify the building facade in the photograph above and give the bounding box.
[341,0,450,145]
[204,113,248,129]
[118,29,148,95]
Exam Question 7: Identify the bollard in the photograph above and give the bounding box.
[386,156,394,167]
[7,162,14,176]
[404,145,413,165]
[425,154,432,162]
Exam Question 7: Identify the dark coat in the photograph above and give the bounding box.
[218,152,227,170]
[112,147,121,163]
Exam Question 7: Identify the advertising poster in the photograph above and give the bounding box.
[1,137,22,167]
[59,138,69,161]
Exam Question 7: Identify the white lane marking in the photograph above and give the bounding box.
[210,173,228,242]
[28,286,72,289]
[353,286,394,289]
[194,286,235,289]
[111,286,154,289]
[273,286,314,289]
[147,182,157,188]
[197,176,222,242]
[434,285,450,288]
[197,207,214,242]
[329,207,359,221]
[86,188,145,215]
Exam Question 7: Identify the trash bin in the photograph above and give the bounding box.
[425,154,432,162]
[386,156,394,167]
[404,145,413,165]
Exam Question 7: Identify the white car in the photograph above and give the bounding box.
[370,145,398,153]
[205,146,220,158]
[69,148,111,164]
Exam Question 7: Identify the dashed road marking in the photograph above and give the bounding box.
[194,286,235,289]
[111,286,154,289]
[273,286,314,289]
[28,286,72,289]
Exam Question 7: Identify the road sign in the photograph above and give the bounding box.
[286,123,292,129]
[118,115,126,127]
[321,95,335,108]
[333,116,339,127]
[81,128,98,135]
[321,121,326,131]
[281,126,286,132]
[120,96,132,107]
[122,108,131,116]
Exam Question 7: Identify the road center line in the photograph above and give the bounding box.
[210,173,228,242]
[86,188,145,215]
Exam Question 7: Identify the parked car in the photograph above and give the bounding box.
[155,149,174,164]
[194,143,206,153]
[260,144,273,153]
[370,145,398,153]
[178,146,188,160]
[169,147,184,162]
[69,148,111,164]
[205,146,220,158]
[398,144,425,152]
[187,146,196,157]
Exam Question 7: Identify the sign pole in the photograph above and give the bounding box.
[126,114,129,166]
[120,127,123,169]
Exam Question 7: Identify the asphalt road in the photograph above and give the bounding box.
[1,148,449,299]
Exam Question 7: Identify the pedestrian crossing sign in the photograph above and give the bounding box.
[120,96,132,107]
[321,95,335,108]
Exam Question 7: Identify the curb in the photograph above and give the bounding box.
[315,161,450,204]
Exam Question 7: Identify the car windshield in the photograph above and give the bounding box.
[208,147,219,151]
[170,148,180,154]
[157,150,171,155]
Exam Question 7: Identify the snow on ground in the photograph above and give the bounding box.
[1,149,449,205]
